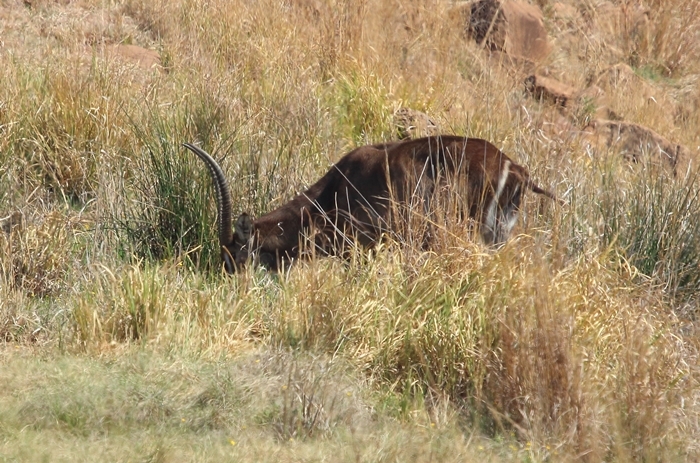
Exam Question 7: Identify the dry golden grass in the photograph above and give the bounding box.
[1,0,700,460]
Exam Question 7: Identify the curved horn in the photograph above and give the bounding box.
[183,143,234,247]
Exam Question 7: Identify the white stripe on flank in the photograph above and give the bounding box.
[484,160,510,243]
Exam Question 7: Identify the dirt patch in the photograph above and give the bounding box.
[106,44,160,69]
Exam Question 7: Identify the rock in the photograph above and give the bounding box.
[552,2,579,24]
[538,107,578,140]
[524,74,577,107]
[584,119,690,174]
[591,63,676,129]
[467,0,551,63]
[393,108,440,140]
[594,64,653,102]
[523,75,619,123]
[574,85,620,122]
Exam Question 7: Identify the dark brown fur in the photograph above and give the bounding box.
[184,135,558,272]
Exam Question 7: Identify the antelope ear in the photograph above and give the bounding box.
[235,213,252,243]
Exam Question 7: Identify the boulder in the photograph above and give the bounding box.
[467,0,551,63]
[591,63,676,129]
[594,64,657,104]
[574,84,619,121]
[393,108,440,140]
[524,74,577,107]
[552,2,579,25]
[584,119,690,174]
[523,75,618,123]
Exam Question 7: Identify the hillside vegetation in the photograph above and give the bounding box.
[1,0,700,461]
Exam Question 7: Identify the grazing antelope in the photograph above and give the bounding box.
[184,135,558,272]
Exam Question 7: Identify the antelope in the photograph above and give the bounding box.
[184,135,558,273]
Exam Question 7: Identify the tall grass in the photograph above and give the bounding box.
[626,0,700,76]
[110,105,221,269]
[250,233,690,459]
[568,153,700,307]
[611,169,700,304]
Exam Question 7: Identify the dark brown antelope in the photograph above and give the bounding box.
[184,135,558,273]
